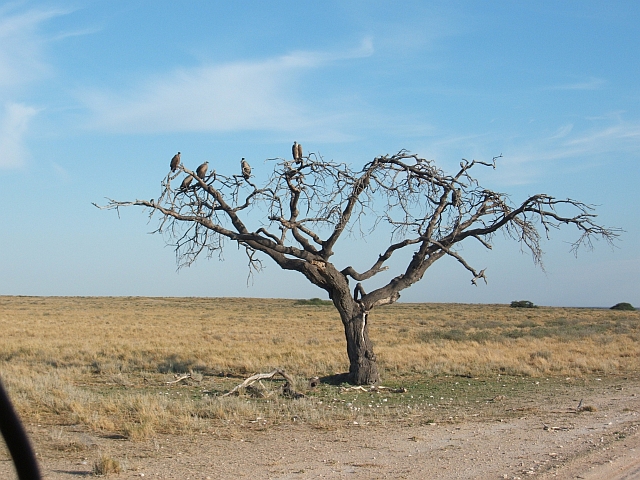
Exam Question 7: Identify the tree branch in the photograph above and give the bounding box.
[431,240,487,285]
[97,150,620,314]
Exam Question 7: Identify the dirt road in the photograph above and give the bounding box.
[2,378,639,479]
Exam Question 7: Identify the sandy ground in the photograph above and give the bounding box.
[2,379,639,479]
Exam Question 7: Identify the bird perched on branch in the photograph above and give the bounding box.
[451,188,461,207]
[196,161,209,179]
[179,175,193,192]
[241,158,251,180]
[292,141,303,163]
[170,152,181,172]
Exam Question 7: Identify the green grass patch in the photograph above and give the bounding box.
[293,298,333,306]
[417,314,639,344]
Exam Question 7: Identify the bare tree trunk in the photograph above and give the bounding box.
[339,306,380,385]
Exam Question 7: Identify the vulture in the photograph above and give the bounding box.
[292,141,302,163]
[451,189,459,207]
[196,161,209,179]
[179,175,193,192]
[296,142,303,162]
[170,152,181,172]
[241,158,251,180]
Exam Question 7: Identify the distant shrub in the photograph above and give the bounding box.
[93,455,121,475]
[294,298,332,306]
[418,328,468,342]
[610,302,636,311]
[516,320,537,328]
[530,350,552,361]
[504,328,526,339]
[578,405,597,412]
[510,300,536,309]
[468,330,492,343]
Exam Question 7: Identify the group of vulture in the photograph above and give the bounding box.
[169,142,304,192]
[170,152,211,191]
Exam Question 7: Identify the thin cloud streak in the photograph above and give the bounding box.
[549,124,574,139]
[0,5,71,88]
[412,116,640,187]
[566,125,640,146]
[0,102,39,169]
[0,5,80,171]
[546,77,606,91]
[78,39,375,135]
[49,25,102,42]
[495,120,640,185]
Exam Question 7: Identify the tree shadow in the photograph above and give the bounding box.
[156,355,244,377]
[100,433,127,440]
[52,470,91,477]
[157,355,199,374]
[319,372,351,385]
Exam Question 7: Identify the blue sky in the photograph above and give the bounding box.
[0,1,638,307]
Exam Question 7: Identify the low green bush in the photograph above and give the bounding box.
[510,300,536,308]
[293,298,333,306]
[610,302,636,311]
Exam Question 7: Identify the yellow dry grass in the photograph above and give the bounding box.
[0,296,638,439]
[93,454,122,475]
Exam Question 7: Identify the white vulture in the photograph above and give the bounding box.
[196,161,209,179]
[292,142,300,162]
[241,158,251,180]
[296,142,303,162]
[179,175,193,192]
[170,152,181,172]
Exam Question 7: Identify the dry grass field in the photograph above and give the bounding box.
[1,296,640,478]
[0,295,638,446]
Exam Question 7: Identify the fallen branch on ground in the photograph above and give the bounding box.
[165,371,203,385]
[223,369,304,398]
[166,373,191,385]
[340,385,407,393]
[543,424,573,431]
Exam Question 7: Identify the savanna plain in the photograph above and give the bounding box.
[0,296,639,479]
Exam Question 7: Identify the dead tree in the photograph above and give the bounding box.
[96,151,620,385]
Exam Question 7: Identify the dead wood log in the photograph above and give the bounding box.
[246,381,271,398]
[339,385,407,393]
[165,371,203,385]
[543,424,572,431]
[223,369,304,398]
[165,373,191,385]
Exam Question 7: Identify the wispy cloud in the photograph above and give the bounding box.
[51,161,70,182]
[547,77,606,91]
[496,118,640,185]
[49,25,102,42]
[0,5,71,88]
[549,123,574,139]
[78,39,375,135]
[564,123,640,149]
[0,5,80,171]
[0,102,39,169]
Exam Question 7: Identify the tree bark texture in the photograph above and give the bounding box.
[342,309,379,385]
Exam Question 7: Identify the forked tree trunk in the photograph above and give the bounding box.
[340,307,380,385]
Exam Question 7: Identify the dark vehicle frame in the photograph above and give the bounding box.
[0,379,41,479]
